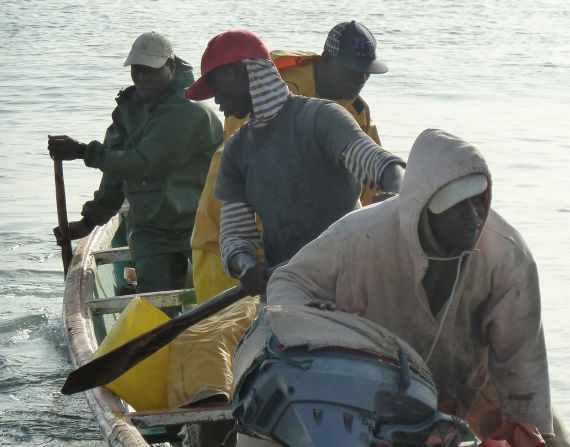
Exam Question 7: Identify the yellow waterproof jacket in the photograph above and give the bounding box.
[191,51,383,303]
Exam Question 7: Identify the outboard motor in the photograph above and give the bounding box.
[232,305,477,447]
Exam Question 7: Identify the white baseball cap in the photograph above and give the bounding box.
[124,31,174,68]
[428,174,488,214]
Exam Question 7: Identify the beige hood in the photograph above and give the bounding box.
[399,129,492,259]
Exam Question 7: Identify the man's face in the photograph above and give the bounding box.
[131,62,173,101]
[206,63,252,118]
[429,192,487,252]
[323,56,370,100]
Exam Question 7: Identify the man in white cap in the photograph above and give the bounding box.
[263,128,568,445]
[49,32,222,302]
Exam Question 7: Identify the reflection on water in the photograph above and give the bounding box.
[1,0,569,443]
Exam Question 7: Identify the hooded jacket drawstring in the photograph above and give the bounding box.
[424,249,478,363]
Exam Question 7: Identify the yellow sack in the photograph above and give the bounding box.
[94,297,170,411]
[167,296,259,407]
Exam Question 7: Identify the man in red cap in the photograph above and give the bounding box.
[191,22,394,304]
[186,29,405,296]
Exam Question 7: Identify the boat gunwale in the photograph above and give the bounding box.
[63,214,149,446]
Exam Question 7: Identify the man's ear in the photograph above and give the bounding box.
[167,58,176,75]
[320,51,333,66]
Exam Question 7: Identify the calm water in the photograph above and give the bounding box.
[1,0,569,444]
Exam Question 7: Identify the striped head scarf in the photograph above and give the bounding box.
[243,58,289,128]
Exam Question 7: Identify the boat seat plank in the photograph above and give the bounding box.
[87,289,197,315]
[127,405,233,428]
[92,246,131,265]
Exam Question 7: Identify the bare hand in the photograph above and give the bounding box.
[380,163,405,194]
[53,220,93,246]
[239,261,269,296]
[48,135,87,161]
[306,299,337,311]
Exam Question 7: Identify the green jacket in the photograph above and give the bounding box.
[81,57,223,260]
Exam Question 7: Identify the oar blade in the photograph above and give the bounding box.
[61,324,175,394]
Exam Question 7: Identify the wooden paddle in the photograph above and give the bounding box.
[61,282,259,395]
[53,159,73,278]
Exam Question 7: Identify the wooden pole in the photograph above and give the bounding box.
[54,160,73,278]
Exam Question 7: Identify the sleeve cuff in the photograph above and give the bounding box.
[83,140,102,168]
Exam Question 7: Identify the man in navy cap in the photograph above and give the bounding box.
[314,20,388,101]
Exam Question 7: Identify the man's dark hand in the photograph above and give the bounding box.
[380,163,405,194]
[239,261,269,296]
[53,219,94,246]
[306,299,337,311]
[48,135,87,161]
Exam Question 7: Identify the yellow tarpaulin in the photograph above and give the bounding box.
[167,296,259,407]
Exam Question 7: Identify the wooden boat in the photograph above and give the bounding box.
[61,212,479,447]
[62,212,234,446]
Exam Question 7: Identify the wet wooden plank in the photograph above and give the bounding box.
[87,289,197,315]
[127,405,233,428]
[92,246,131,265]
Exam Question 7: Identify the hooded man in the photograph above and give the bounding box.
[191,21,392,303]
[48,31,222,299]
[264,129,566,444]
[185,29,405,297]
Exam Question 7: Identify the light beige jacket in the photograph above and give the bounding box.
[267,129,553,436]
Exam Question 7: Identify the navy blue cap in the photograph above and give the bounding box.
[324,21,388,74]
